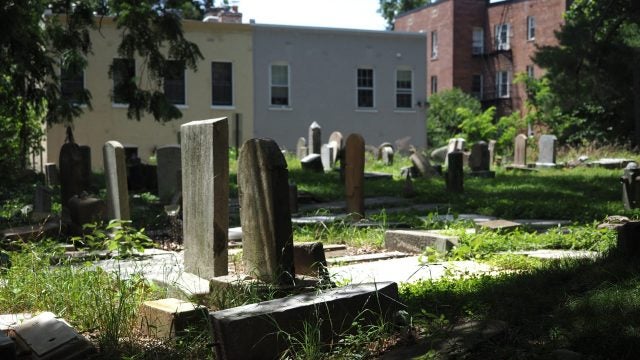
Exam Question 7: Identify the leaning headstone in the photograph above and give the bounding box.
[238,138,295,284]
[320,144,334,172]
[328,131,343,164]
[410,152,437,177]
[44,163,59,187]
[209,282,399,360]
[300,153,323,172]
[536,134,557,167]
[446,151,464,193]
[59,127,83,213]
[156,145,182,204]
[308,121,322,155]
[181,118,229,278]
[296,137,308,160]
[344,133,365,221]
[512,134,528,167]
[103,141,130,220]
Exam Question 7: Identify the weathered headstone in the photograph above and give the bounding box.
[410,152,437,177]
[32,185,52,221]
[59,127,83,213]
[293,242,328,278]
[44,163,59,187]
[513,134,528,167]
[444,138,465,167]
[381,146,394,166]
[300,153,323,172]
[377,142,393,160]
[308,121,322,155]
[103,141,130,220]
[156,145,182,204]
[469,141,494,177]
[328,131,343,164]
[488,140,497,167]
[68,194,107,227]
[345,133,365,220]
[446,151,464,193]
[181,118,229,278]
[320,144,334,172]
[138,298,208,339]
[537,134,557,167]
[238,138,295,284]
[296,137,308,160]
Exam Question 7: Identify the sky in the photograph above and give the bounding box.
[235,0,388,30]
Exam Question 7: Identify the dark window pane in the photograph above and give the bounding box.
[61,66,85,104]
[271,86,289,106]
[358,89,373,108]
[164,60,185,105]
[212,62,233,106]
[396,93,412,108]
[112,58,135,104]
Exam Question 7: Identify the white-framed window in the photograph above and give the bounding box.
[164,60,186,105]
[61,64,85,104]
[472,27,484,55]
[527,16,536,41]
[526,65,535,78]
[357,68,374,108]
[496,71,510,98]
[471,74,483,100]
[431,31,438,59]
[395,68,413,109]
[495,23,510,51]
[112,58,135,105]
[212,61,233,106]
[430,76,438,95]
[270,63,290,106]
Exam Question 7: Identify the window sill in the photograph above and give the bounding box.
[175,104,189,109]
[527,38,535,42]
[430,57,438,61]
[394,109,416,113]
[355,108,378,113]
[269,106,293,111]
[211,105,235,110]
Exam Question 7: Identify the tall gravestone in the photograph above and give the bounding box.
[308,121,322,155]
[156,145,182,204]
[59,127,83,214]
[181,118,229,278]
[328,131,343,164]
[513,134,528,167]
[345,134,365,221]
[537,134,557,167]
[320,144,334,172]
[238,138,295,284]
[446,151,464,193]
[296,137,308,160]
[44,163,59,187]
[103,141,130,220]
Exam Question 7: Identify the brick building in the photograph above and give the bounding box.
[395,0,568,116]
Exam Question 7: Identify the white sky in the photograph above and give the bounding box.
[235,0,388,30]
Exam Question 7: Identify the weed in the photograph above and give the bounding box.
[72,220,155,258]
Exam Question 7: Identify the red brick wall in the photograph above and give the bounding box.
[452,0,487,94]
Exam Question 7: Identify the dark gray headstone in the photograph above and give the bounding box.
[308,121,322,155]
[59,138,82,213]
[156,144,182,204]
[44,163,59,187]
[446,151,464,193]
[345,133,365,220]
[300,153,323,172]
[469,141,490,172]
[537,134,557,166]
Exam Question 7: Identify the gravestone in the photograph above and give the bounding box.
[296,137,308,160]
[79,145,92,191]
[32,185,52,221]
[328,131,343,164]
[103,141,130,220]
[59,127,83,213]
[537,134,557,167]
[444,138,465,167]
[513,134,528,167]
[156,145,182,204]
[446,151,464,193]
[308,121,322,155]
[345,133,365,220]
[381,146,394,166]
[377,142,393,160]
[44,163,59,187]
[410,152,437,177]
[469,141,494,177]
[181,118,229,278]
[238,138,295,284]
[488,140,497,167]
[320,144,334,172]
[300,153,323,172]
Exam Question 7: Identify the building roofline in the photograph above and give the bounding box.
[251,23,426,38]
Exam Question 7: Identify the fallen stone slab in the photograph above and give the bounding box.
[12,312,95,360]
[364,171,393,180]
[137,298,208,338]
[0,314,32,334]
[209,282,400,360]
[587,158,633,169]
[507,249,599,260]
[1,222,61,242]
[327,251,410,266]
[385,229,459,254]
[514,219,572,232]
[476,219,521,233]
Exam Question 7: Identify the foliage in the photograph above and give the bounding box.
[72,220,155,258]
[533,0,640,145]
[426,88,482,147]
[378,0,429,29]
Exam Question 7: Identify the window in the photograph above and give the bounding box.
[212,61,233,106]
[270,63,290,106]
[527,16,536,40]
[471,74,483,100]
[472,27,484,55]
[526,65,535,78]
[431,31,438,59]
[357,68,374,108]
[396,69,413,109]
[61,64,85,104]
[164,60,185,105]
[495,23,510,51]
[430,76,438,94]
[496,71,510,98]
[112,58,135,104]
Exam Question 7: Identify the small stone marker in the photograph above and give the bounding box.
[44,163,59,187]
[293,242,329,278]
[446,151,464,193]
[300,153,323,172]
[209,282,399,360]
[536,134,557,167]
[67,195,107,227]
[308,121,322,154]
[13,312,95,359]
[617,221,640,256]
[59,127,83,212]
[328,131,343,163]
[410,152,437,177]
[138,298,208,339]
[181,118,229,279]
[477,219,521,233]
[345,133,365,220]
[103,140,130,220]
[385,229,458,254]
[320,143,334,171]
[156,144,182,204]
[296,137,308,160]
[238,138,295,284]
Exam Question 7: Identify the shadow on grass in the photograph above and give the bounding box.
[400,250,640,358]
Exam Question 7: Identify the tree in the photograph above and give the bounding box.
[426,88,482,147]
[533,0,640,145]
[0,1,203,171]
[378,0,429,29]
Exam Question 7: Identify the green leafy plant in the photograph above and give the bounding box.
[72,220,155,258]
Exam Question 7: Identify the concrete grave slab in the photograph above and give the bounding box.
[514,219,572,232]
[476,219,521,233]
[209,282,399,360]
[1,222,61,242]
[385,229,459,254]
[327,251,410,266]
[137,298,208,338]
